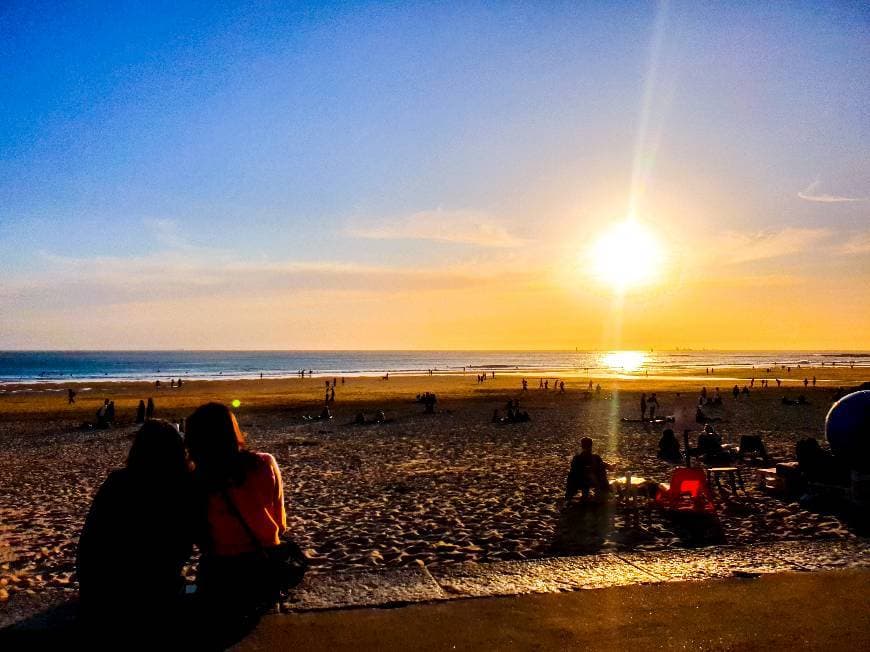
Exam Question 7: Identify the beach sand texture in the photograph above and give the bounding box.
[1,367,867,624]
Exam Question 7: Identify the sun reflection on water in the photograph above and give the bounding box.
[600,351,647,372]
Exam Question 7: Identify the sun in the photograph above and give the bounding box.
[589,219,664,291]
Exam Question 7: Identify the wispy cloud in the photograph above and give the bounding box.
[716,228,830,264]
[344,209,528,248]
[144,218,194,249]
[1,250,518,310]
[798,180,868,203]
[837,232,870,255]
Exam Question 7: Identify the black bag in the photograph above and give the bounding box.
[220,490,308,595]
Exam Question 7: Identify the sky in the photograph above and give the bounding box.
[1,1,869,350]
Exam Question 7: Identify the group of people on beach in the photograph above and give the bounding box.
[76,403,301,648]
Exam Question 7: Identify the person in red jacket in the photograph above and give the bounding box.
[185,402,287,645]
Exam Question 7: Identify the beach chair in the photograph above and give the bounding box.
[655,467,716,513]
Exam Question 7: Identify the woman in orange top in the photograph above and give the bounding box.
[185,402,286,643]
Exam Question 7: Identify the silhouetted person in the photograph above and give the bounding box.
[565,437,611,501]
[185,403,288,647]
[648,393,658,419]
[68,388,76,404]
[658,428,682,463]
[695,424,723,457]
[77,420,193,646]
[135,399,146,424]
[96,400,111,429]
[146,397,155,419]
[640,393,647,420]
[155,380,161,391]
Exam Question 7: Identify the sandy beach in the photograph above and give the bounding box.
[1,367,868,625]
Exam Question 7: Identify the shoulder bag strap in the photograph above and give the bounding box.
[219,488,268,557]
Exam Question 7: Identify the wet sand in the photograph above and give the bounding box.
[1,367,867,624]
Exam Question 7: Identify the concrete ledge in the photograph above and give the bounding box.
[280,539,870,611]
[283,567,445,611]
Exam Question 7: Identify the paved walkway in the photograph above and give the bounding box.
[237,567,870,651]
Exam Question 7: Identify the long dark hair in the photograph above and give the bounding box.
[185,402,256,490]
[126,419,188,481]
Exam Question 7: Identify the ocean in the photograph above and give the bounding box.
[0,350,867,383]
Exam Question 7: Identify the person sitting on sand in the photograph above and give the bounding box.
[185,402,290,645]
[565,437,611,502]
[657,428,682,463]
[694,424,727,463]
[77,419,194,644]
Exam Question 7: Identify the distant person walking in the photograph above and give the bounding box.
[68,388,77,404]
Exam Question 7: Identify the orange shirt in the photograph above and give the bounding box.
[206,452,286,557]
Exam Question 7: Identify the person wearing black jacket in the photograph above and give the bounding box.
[76,419,194,647]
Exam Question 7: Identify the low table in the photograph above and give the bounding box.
[706,467,745,494]
[609,475,652,504]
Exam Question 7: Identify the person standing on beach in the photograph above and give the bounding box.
[640,393,647,420]
[67,388,76,404]
[146,397,155,419]
[648,393,659,420]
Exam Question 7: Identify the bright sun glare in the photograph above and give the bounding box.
[589,219,664,291]
[601,351,647,372]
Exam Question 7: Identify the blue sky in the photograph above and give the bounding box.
[1,2,868,348]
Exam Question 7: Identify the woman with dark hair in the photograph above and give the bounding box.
[184,402,287,641]
[76,419,193,643]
